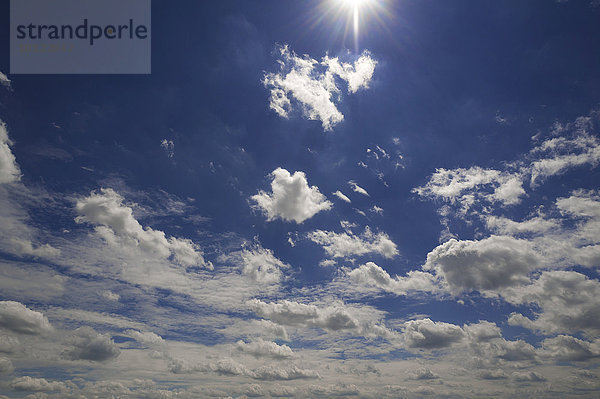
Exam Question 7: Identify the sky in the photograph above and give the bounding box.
[0,0,600,397]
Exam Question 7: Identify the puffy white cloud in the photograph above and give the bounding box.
[0,122,21,184]
[235,338,293,359]
[540,335,600,362]
[0,356,13,373]
[239,246,289,283]
[402,318,465,349]
[160,139,174,158]
[413,167,525,207]
[62,326,120,362]
[348,180,369,196]
[463,321,502,342]
[11,376,68,392]
[101,290,120,302]
[0,301,52,335]
[75,188,212,269]
[251,168,332,223]
[0,72,10,88]
[512,371,546,382]
[423,236,539,295]
[125,329,164,346]
[248,299,358,331]
[332,190,351,203]
[9,238,60,259]
[505,271,600,336]
[308,226,398,259]
[0,335,19,353]
[529,129,600,186]
[263,45,376,130]
[408,367,439,380]
[348,262,437,295]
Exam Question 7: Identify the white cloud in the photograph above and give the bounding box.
[0,356,13,373]
[238,245,289,283]
[408,367,439,380]
[308,226,398,259]
[505,271,600,336]
[0,122,21,184]
[423,236,539,295]
[263,45,376,130]
[332,190,351,203]
[160,139,174,158]
[235,338,294,359]
[0,72,10,88]
[370,205,384,215]
[348,180,369,196]
[0,301,52,335]
[101,290,120,302]
[251,167,332,223]
[75,188,212,269]
[402,318,465,349]
[125,329,164,346]
[11,376,68,392]
[540,335,600,362]
[413,167,525,207]
[9,238,60,259]
[348,262,437,295]
[62,326,121,362]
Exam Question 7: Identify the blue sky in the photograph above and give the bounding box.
[1,0,600,397]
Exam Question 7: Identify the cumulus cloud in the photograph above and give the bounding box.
[0,122,21,184]
[239,245,289,283]
[11,376,68,392]
[0,356,13,373]
[308,226,398,259]
[0,72,9,88]
[263,44,376,130]
[75,188,212,269]
[402,318,465,349]
[170,357,319,380]
[505,271,600,336]
[348,180,369,196]
[413,167,525,207]
[125,329,164,346]
[332,190,351,203]
[101,290,120,302]
[251,167,332,223]
[62,326,121,362]
[408,368,439,380]
[0,301,52,335]
[235,338,294,359]
[160,139,174,158]
[348,262,437,295]
[423,236,539,295]
[540,335,600,362]
[9,238,60,259]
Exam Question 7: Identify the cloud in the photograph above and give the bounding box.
[423,236,539,295]
[9,238,60,259]
[101,290,120,302]
[332,190,351,203]
[125,329,164,346]
[160,139,174,158]
[540,335,600,362]
[0,72,10,88]
[0,356,13,373]
[402,318,465,349]
[308,226,398,259]
[11,376,68,392]
[348,180,369,196]
[75,188,212,269]
[251,167,332,223]
[238,245,289,283]
[348,262,437,295]
[413,167,525,207]
[235,338,294,359]
[505,271,600,336]
[408,367,439,380]
[263,45,376,130]
[0,122,21,184]
[62,326,121,362]
[511,371,546,382]
[0,301,52,335]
